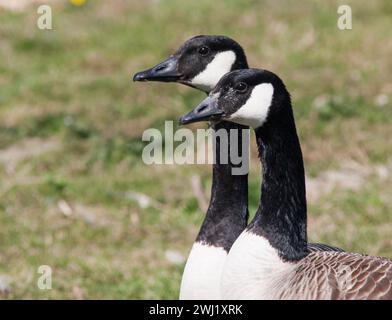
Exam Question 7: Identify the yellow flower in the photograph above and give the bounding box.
[70,0,87,6]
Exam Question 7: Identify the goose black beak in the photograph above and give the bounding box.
[133,56,182,82]
[179,95,223,125]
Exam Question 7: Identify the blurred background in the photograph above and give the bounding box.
[0,0,391,299]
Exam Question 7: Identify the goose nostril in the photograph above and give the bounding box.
[154,64,167,72]
[196,105,208,113]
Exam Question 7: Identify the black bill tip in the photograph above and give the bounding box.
[132,56,181,83]
[133,71,148,82]
[179,113,195,125]
[179,96,224,125]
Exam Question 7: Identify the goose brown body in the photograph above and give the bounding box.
[279,251,392,300]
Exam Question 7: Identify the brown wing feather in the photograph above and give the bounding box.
[288,252,392,300]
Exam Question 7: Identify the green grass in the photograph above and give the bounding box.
[0,0,391,299]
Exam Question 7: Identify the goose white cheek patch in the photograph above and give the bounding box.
[190,51,236,91]
[229,83,274,129]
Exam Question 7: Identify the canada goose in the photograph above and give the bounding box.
[134,35,250,299]
[134,35,341,299]
[179,68,392,300]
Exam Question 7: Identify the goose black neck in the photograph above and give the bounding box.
[248,103,308,261]
[196,121,249,252]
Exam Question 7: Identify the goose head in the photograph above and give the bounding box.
[179,68,290,129]
[133,35,248,93]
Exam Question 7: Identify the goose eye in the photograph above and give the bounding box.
[198,46,210,56]
[234,82,248,93]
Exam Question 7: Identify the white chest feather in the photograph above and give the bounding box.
[190,51,236,92]
[179,242,228,300]
[229,83,274,129]
[221,231,296,299]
